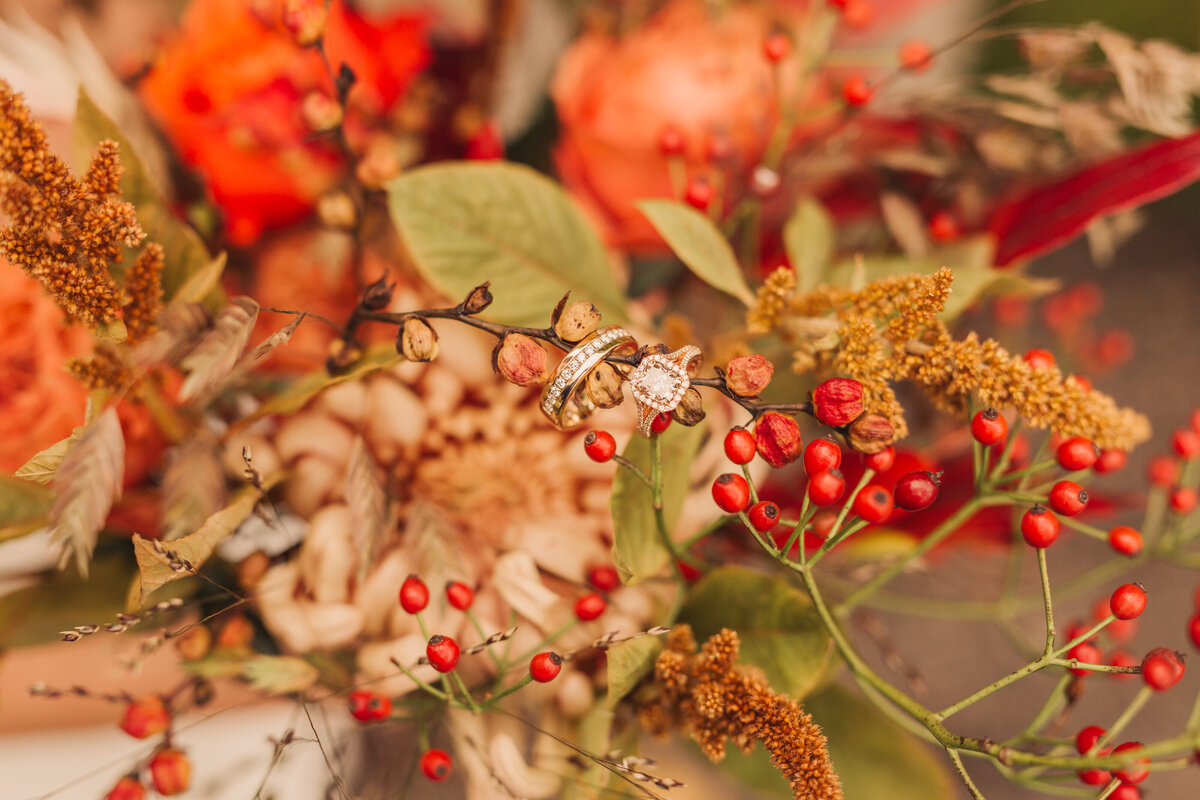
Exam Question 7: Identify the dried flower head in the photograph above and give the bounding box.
[639,625,843,800]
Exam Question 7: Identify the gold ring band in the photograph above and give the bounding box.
[540,326,638,431]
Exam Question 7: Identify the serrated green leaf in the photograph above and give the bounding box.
[387,162,627,326]
[783,198,835,293]
[638,200,755,306]
[679,566,833,699]
[610,424,704,585]
[13,427,84,484]
[73,89,217,304]
[243,655,320,694]
[605,636,663,709]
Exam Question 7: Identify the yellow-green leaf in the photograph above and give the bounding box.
[610,424,704,585]
[638,199,755,306]
[172,253,227,306]
[387,162,628,326]
[605,635,663,709]
[243,655,320,694]
[783,197,836,293]
[13,427,84,484]
[679,566,834,700]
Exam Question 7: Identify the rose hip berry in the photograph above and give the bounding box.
[119,696,170,739]
[588,564,620,591]
[575,592,607,621]
[841,75,872,106]
[684,178,715,211]
[971,408,1008,446]
[748,500,781,532]
[1075,725,1108,755]
[898,38,932,71]
[1057,437,1100,471]
[804,437,842,476]
[1049,481,1089,516]
[1023,348,1056,369]
[1188,612,1200,650]
[1095,448,1127,473]
[1172,428,1200,458]
[348,689,392,722]
[1110,584,1147,620]
[894,471,941,511]
[724,427,757,464]
[149,749,191,796]
[1109,526,1143,557]
[445,581,474,611]
[1067,641,1102,675]
[1170,487,1197,513]
[810,510,838,541]
[1021,505,1060,548]
[808,469,846,506]
[421,749,453,782]
[1110,785,1142,800]
[530,651,563,683]
[658,125,685,156]
[864,446,895,472]
[399,574,430,614]
[426,635,460,673]
[650,411,672,435]
[853,485,894,524]
[712,473,751,513]
[1111,741,1150,784]
[1077,767,1111,786]
[583,430,617,462]
[1148,455,1178,487]
[1141,647,1186,691]
[105,777,145,800]
[928,210,959,242]
[763,31,792,62]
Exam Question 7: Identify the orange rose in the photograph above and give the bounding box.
[0,265,90,473]
[140,0,429,245]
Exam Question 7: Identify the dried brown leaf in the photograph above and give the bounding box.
[14,426,84,484]
[879,193,930,259]
[345,437,389,579]
[179,296,259,400]
[161,434,228,541]
[49,408,124,576]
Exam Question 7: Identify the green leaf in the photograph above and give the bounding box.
[638,200,755,306]
[387,162,627,326]
[182,652,247,680]
[243,655,320,694]
[679,566,834,699]
[0,475,53,529]
[73,89,217,304]
[13,427,84,484]
[782,198,836,294]
[172,252,227,306]
[610,424,704,585]
[605,635,663,709]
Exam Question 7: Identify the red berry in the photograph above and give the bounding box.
[804,437,842,476]
[853,485,894,523]
[583,430,616,462]
[898,38,932,71]
[530,651,563,683]
[864,447,895,472]
[1021,505,1060,548]
[1023,348,1056,369]
[1141,647,1185,691]
[1057,437,1100,471]
[763,32,791,62]
[421,749,453,782]
[1077,768,1111,786]
[1171,487,1198,513]
[841,75,872,106]
[1066,641,1102,675]
[747,500,781,532]
[119,696,170,739]
[1075,725,1108,755]
[445,581,474,611]
[808,469,846,506]
[105,777,146,800]
[928,211,960,242]
[684,178,715,211]
[893,471,941,512]
[588,564,620,592]
[400,574,430,614]
[1148,455,1178,487]
[658,125,685,156]
[724,427,757,465]
[1189,612,1200,650]
[712,473,751,513]
[426,635,460,673]
[810,510,838,541]
[348,689,383,722]
[1110,785,1142,800]
[149,749,191,796]
[1069,374,1093,391]
[971,408,1008,446]
[575,592,607,621]
[650,411,672,435]
[1109,526,1143,557]
[1048,480,1088,516]
[1173,428,1200,458]
[1095,448,1127,473]
[1111,741,1149,784]
[842,0,874,29]
[1110,584,1147,620]
[1094,597,1138,641]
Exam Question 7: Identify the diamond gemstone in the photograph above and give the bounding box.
[641,365,677,400]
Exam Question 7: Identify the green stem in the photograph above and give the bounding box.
[484,674,533,706]
[806,519,870,568]
[1095,686,1153,752]
[612,455,653,489]
[946,748,986,799]
[467,609,505,671]
[1058,516,1110,542]
[449,671,481,712]
[987,417,1024,483]
[1037,548,1056,656]
[742,463,759,505]
[996,458,1058,485]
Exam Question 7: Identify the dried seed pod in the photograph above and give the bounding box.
[755,412,802,467]
[673,388,706,426]
[554,301,602,343]
[458,282,493,315]
[398,316,439,362]
[316,190,357,229]
[301,91,342,132]
[846,414,895,454]
[281,0,327,46]
[496,334,549,386]
[812,377,865,427]
[585,361,624,409]
[724,354,774,397]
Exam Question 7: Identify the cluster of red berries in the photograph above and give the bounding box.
[1072,724,1148,794]
[104,750,191,799]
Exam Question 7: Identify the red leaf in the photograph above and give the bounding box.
[990,131,1200,266]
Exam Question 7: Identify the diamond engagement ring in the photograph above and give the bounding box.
[540,326,638,431]
[629,345,702,437]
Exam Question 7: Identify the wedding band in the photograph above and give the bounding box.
[629,345,702,437]
[540,326,638,430]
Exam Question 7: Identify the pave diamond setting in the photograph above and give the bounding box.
[539,327,637,428]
